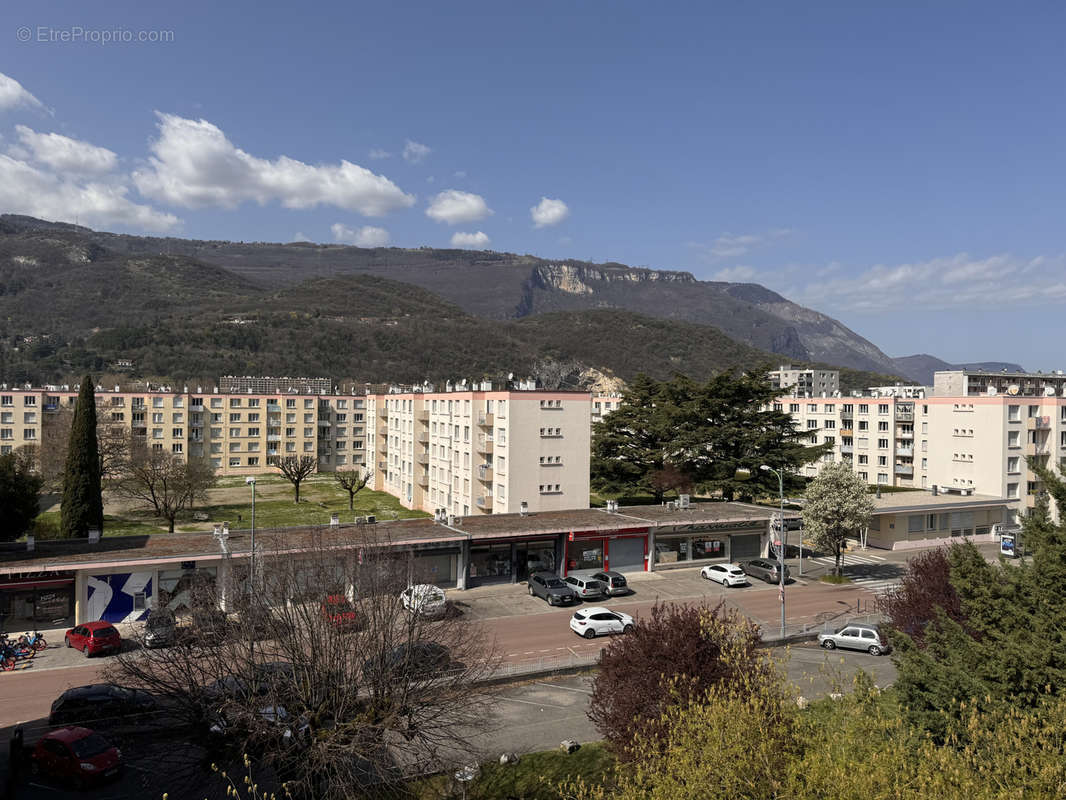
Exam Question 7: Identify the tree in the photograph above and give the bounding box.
[108,528,500,800]
[877,547,969,648]
[35,406,130,492]
[269,455,317,503]
[801,462,873,575]
[112,448,217,532]
[60,375,104,538]
[591,374,675,501]
[334,467,372,510]
[0,451,43,541]
[587,601,769,754]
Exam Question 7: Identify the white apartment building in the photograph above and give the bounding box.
[768,365,840,396]
[365,382,591,517]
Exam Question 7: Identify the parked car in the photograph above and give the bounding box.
[64,622,121,658]
[143,610,176,649]
[30,727,122,788]
[818,623,891,656]
[362,641,452,682]
[591,570,630,596]
[321,594,362,630]
[564,575,607,600]
[527,572,579,606]
[740,558,791,584]
[401,584,447,616]
[569,607,635,639]
[700,563,749,587]
[49,685,157,727]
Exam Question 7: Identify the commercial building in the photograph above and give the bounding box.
[364,382,591,517]
[864,490,1008,550]
[0,501,779,627]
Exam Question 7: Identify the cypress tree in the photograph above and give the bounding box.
[60,375,104,538]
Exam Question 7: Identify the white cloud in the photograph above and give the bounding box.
[786,252,1066,313]
[331,223,391,247]
[426,189,492,225]
[0,153,179,231]
[368,148,391,159]
[711,265,758,282]
[132,113,415,216]
[291,232,311,242]
[530,196,570,228]
[691,228,793,260]
[450,231,490,248]
[0,73,45,112]
[402,139,431,164]
[13,125,118,173]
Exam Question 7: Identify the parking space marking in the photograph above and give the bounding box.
[497,696,571,709]
[534,681,593,695]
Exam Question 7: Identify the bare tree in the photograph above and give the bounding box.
[112,447,217,532]
[34,406,129,491]
[335,467,373,510]
[269,455,317,503]
[107,527,500,799]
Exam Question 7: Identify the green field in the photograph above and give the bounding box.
[34,472,427,538]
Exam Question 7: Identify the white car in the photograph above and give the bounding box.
[569,607,635,639]
[401,584,447,616]
[700,563,749,587]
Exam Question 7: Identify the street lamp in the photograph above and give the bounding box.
[759,464,787,639]
[245,475,256,661]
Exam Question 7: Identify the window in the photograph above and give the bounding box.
[247,413,260,422]
[1008,405,1020,422]
[172,443,183,454]
[858,404,869,414]
[0,396,10,407]
[247,428,259,437]
[858,421,869,431]
[824,420,835,429]
[247,457,259,466]
[789,403,800,413]
[877,473,888,484]
[1008,430,1021,447]
[229,457,241,467]
[230,398,241,408]
[1007,483,1019,499]
[172,428,183,438]
[1008,456,1021,473]
[878,421,888,432]
[152,413,164,424]
[877,456,887,466]
[858,455,868,464]
[807,420,818,429]
[808,404,817,412]
[878,438,889,449]
[172,413,184,424]
[1029,404,1039,418]
[878,404,889,414]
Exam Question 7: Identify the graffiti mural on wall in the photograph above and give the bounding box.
[86,573,153,623]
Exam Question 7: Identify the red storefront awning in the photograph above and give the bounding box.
[0,578,74,591]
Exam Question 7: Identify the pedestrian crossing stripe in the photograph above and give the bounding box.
[811,554,887,566]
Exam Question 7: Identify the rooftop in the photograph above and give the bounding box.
[870,491,1008,514]
[0,502,784,574]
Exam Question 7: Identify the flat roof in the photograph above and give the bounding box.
[870,492,1009,514]
[0,502,781,575]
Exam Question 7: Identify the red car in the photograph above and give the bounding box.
[30,727,122,788]
[65,621,122,658]
[320,594,362,630]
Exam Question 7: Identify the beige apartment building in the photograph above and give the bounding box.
[0,380,367,477]
[365,382,591,517]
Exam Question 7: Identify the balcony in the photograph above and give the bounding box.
[417,432,429,443]
[895,411,914,422]
[897,445,913,457]
[894,464,913,475]
[476,495,493,510]
[380,426,389,437]
[478,464,493,481]
[840,444,853,454]
[897,430,914,439]
[416,409,428,422]
[478,412,494,427]
[416,451,429,465]
[378,460,387,471]
[839,428,853,437]
[1027,416,1052,431]
[267,434,281,442]
[418,470,429,486]
[1026,442,1051,456]
[476,435,494,454]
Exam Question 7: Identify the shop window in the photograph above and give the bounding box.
[692,538,725,559]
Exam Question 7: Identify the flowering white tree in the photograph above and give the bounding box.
[802,463,874,576]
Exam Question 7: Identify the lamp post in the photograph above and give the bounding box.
[245,475,256,662]
[759,464,786,639]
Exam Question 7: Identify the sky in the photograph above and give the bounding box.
[2,1,1065,367]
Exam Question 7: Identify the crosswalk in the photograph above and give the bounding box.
[810,553,900,594]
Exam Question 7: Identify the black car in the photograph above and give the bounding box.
[591,570,630,596]
[527,572,579,605]
[49,684,157,726]
[362,642,451,682]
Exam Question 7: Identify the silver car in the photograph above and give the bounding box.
[818,623,890,656]
[564,576,607,599]
[740,558,790,584]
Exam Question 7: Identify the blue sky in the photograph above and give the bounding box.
[2,1,1065,367]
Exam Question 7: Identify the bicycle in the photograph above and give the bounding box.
[19,630,47,652]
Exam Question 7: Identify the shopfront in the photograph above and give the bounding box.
[652,521,767,569]
[466,535,561,587]
[564,528,649,576]
[0,572,76,629]
[412,548,459,587]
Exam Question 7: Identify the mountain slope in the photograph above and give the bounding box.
[0,215,900,374]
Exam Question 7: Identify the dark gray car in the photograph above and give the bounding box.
[528,572,578,606]
[740,558,791,584]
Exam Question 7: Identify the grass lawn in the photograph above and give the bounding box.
[35,473,427,538]
[415,742,613,800]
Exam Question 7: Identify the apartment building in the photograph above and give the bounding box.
[768,365,840,396]
[0,381,367,477]
[773,389,928,488]
[591,395,622,425]
[365,382,591,517]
